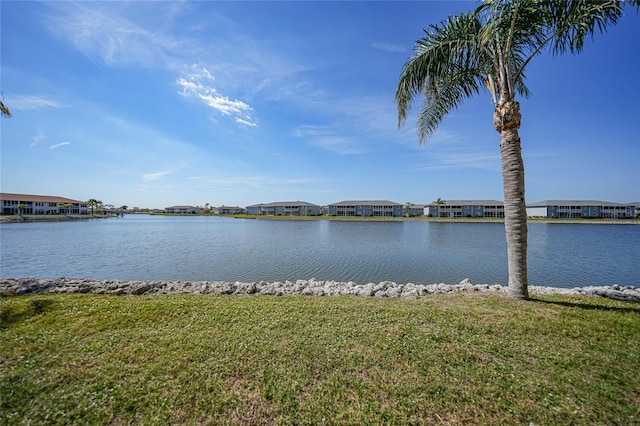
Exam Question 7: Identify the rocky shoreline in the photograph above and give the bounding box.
[1,277,638,302]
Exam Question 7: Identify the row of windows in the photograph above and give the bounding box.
[554,206,630,210]
[2,201,82,207]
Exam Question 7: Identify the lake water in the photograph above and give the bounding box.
[0,215,638,288]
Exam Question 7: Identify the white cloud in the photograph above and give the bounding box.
[371,41,407,53]
[9,95,66,111]
[50,141,71,150]
[410,151,501,172]
[141,170,173,181]
[30,131,46,148]
[188,175,311,188]
[177,64,256,127]
[293,125,361,155]
[236,118,258,127]
[198,93,250,117]
[310,136,361,155]
[45,3,182,68]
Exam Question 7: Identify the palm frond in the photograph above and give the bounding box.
[396,12,488,142]
[418,70,484,142]
[550,1,626,55]
[0,100,11,118]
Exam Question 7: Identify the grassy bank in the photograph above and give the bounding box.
[0,215,113,223]
[1,294,638,424]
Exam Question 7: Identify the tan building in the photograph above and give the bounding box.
[0,193,89,215]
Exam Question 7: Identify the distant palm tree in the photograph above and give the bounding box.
[16,203,27,218]
[87,199,101,215]
[396,0,638,299]
[58,203,74,216]
[404,202,414,217]
[430,198,446,218]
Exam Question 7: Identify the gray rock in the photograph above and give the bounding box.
[132,283,151,295]
[0,277,637,301]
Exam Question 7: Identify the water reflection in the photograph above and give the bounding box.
[0,216,637,288]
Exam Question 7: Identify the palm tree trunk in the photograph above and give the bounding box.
[496,101,529,300]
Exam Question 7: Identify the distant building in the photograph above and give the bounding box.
[526,200,635,219]
[0,193,88,215]
[328,200,404,217]
[164,206,202,214]
[216,206,245,215]
[427,200,504,218]
[245,201,321,216]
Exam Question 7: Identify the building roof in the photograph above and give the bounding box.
[329,200,402,207]
[428,200,504,206]
[0,192,85,204]
[526,200,633,207]
[246,201,319,208]
[165,205,200,209]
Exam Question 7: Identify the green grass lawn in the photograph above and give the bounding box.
[1,293,638,425]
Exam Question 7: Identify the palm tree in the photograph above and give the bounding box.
[396,0,638,300]
[404,202,414,217]
[58,202,74,216]
[87,199,101,216]
[432,198,446,218]
[16,203,27,218]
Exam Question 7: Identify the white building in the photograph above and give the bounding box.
[526,200,635,219]
[164,206,202,214]
[0,193,89,215]
[427,200,505,218]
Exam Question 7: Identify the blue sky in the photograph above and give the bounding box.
[1,1,638,209]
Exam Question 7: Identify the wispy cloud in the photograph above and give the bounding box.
[236,118,258,127]
[177,65,256,127]
[410,151,501,172]
[293,125,362,155]
[141,170,173,181]
[9,95,66,111]
[188,175,312,189]
[30,131,46,148]
[371,41,407,54]
[50,141,71,150]
[45,3,183,68]
[310,136,361,155]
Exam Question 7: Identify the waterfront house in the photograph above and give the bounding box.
[246,201,321,216]
[328,200,404,217]
[427,200,505,218]
[526,200,635,219]
[216,206,245,215]
[0,193,89,215]
[164,206,202,214]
